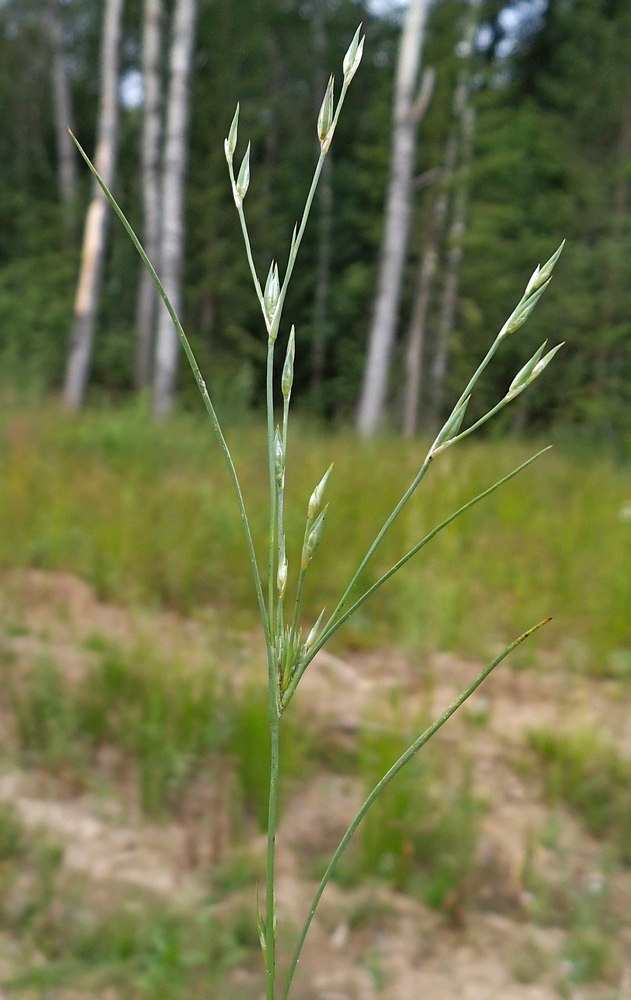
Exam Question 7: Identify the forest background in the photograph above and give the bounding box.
[2,0,631,446]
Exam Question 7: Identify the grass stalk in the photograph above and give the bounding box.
[74,24,565,997]
[267,338,277,644]
[282,446,551,706]
[266,720,280,998]
[281,617,551,998]
[69,133,271,657]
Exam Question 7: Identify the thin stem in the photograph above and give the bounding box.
[266,720,280,1000]
[267,339,277,646]
[289,568,307,651]
[321,456,432,640]
[288,503,312,651]
[434,395,511,457]
[281,617,551,999]
[237,202,265,311]
[283,447,550,706]
[71,134,271,657]
[277,396,290,638]
[270,80,350,344]
[452,331,503,415]
[316,323,519,646]
[227,157,266,316]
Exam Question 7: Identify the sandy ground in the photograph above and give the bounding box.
[0,569,630,1000]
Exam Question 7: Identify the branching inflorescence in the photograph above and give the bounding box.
[71,24,563,998]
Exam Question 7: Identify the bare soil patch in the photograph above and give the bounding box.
[0,569,629,999]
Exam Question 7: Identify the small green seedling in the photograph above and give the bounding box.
[71,24,562,998]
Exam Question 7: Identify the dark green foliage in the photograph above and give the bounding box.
[456,0,631,440]
[1,0,630,437]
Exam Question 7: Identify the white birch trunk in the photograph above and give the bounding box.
[401,130,457,438]
[48,0,78,230]
[429,103,475,430]
[135,0,164,389]
[428,1,481,429]
[356,0,432,437]
[63,0,124,409]
[152,0,197,418]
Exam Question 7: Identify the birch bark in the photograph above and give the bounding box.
[63,0,124,409]
[401,130,457,438]
[428,1,479,431]
[152,0,197,418]
[135,0,164,389]
[356,0,432,437]
[428,99,475,430]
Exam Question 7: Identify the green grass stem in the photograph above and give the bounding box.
[69,134,270,657]
[281,617,551,998]
[282,446,551,707]
[70,26,570,997]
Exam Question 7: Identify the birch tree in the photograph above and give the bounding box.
[152,0,197,418]
[63,0,124,409]
[428,98,474,429]
[135,0,164,389]
[401,130,457,438]
[356,0,433,437]
[47,0,78,232]
[428,2,480,430]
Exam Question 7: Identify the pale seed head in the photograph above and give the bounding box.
[308,464,333,520]
[235,142,251,201]
[343,25,364,84]
[282,326,296,402]
[224,104,239,163]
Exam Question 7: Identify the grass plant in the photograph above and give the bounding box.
[1,414,629,669]
[2,636,315,827]
[67,26,570,996]
[529,727,631,863]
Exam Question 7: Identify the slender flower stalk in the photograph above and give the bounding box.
[71,24,565,996]
[281,618,551,999]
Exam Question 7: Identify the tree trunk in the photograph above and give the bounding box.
[428,1,480,430]
[135,0,164,390]
[311,0,333,401]
[401,130,457,438]
[428,100,475,431]
[63,0,124,410]
[152,0,197,418]
[356,0,432,437]
[47,0,77,232]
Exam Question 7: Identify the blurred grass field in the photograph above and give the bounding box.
[0,400,631,996]
[0,400,629,675]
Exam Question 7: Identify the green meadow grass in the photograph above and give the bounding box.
[0,402,630,674]
[529,727,631,864]
[2,632,315,826]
